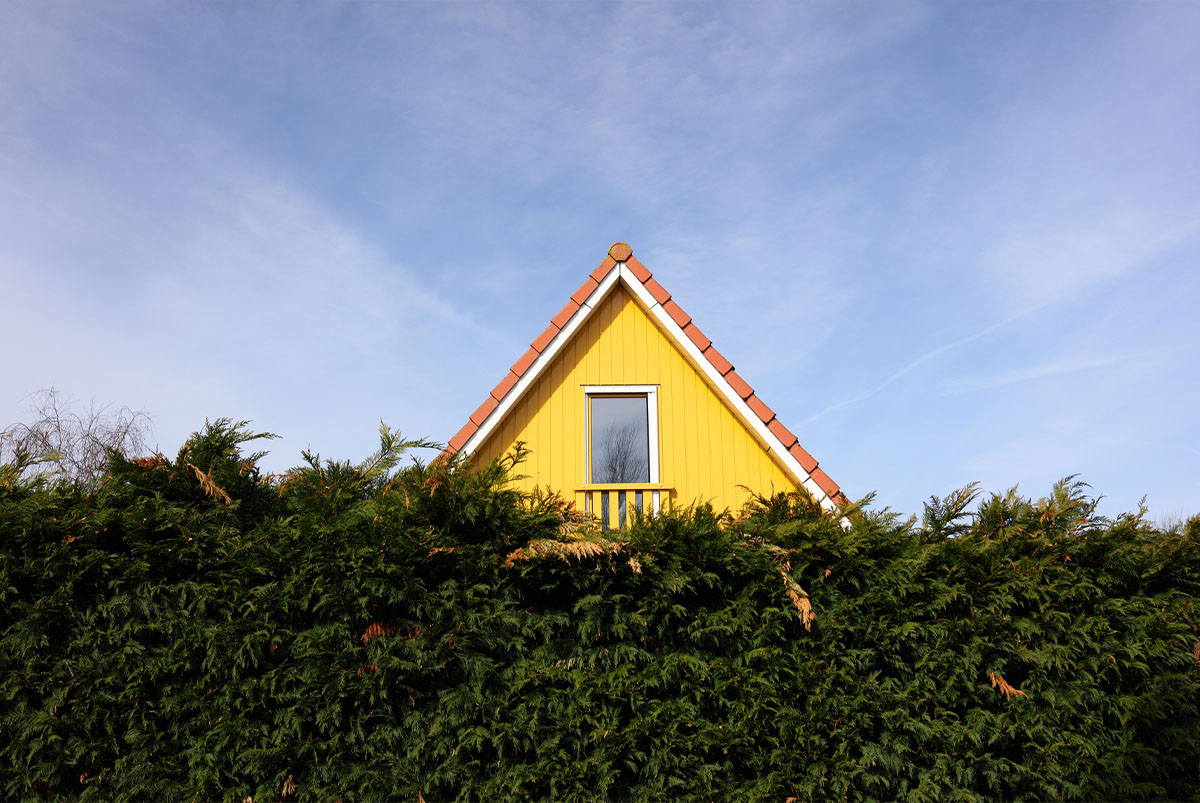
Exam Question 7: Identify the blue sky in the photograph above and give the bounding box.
[2,2,1197,521]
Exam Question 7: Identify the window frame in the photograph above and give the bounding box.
[582,385,660,486]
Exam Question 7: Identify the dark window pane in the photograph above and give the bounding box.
[590,395,649,483]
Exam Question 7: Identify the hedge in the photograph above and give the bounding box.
[2,420,1197,800]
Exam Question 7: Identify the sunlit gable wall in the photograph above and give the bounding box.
[473,283,799,515]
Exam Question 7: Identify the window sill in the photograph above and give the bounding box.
[576,483,672,492]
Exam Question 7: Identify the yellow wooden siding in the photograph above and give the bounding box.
[473,284,799,514]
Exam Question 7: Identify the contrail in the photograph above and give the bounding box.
[797,309,1033,427]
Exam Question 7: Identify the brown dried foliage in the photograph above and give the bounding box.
[780,569,816,631]
[361,622,397,645]
[504,537,625,567]
[188,463,232,505]
[989,671,1027,700]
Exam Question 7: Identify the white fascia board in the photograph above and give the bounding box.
[616,265,839,515]
[460,266,623,458]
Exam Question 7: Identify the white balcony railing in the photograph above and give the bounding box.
[577,484,671,531]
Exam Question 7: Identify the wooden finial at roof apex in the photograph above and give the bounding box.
[608,242,633,261]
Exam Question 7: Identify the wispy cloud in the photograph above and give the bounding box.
[939,353,1132,396]
[983,214,1200,312]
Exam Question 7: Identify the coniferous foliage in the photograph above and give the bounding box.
[1,423,1197,800]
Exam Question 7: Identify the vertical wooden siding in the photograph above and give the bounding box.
[474,284,799,514]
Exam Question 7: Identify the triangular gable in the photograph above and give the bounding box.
[447,242,846,513]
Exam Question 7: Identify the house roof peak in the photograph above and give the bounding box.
[446,242,847,512]
[608,242,633,261]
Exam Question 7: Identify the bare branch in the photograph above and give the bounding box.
[1,387,153,484]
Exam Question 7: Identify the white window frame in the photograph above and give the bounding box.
[582,385,660,485]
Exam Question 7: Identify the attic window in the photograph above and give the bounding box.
[584,386,659,485]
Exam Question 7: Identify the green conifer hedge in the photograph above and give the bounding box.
[2,421,1197,800]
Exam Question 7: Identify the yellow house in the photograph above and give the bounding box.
[447,242,846,528]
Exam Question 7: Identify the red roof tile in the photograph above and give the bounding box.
[530,323,558,353]
[447,421,476,453]
[644,277,671,305]
[725,370,754,400]
[767,418,798,448]
[590,256,617,282]
[448,241,843,507]
[470,395,499,426]
[550,299,580,329]
[510,346,538,377]
[703,345,733,376]
[571,277,599,306]
[490,371,518,401]
[789,442,818,473]
[625,255,651,282]
[683,322,711,352]
[746,394,774,424]
[663,299,690,327]
[811,467,839,497]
